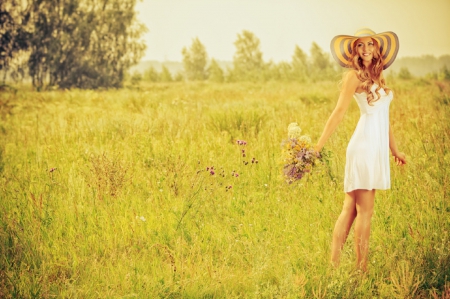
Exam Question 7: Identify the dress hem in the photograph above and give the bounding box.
[344,187,390,193]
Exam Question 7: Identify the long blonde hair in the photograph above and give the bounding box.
[348,38,391,105]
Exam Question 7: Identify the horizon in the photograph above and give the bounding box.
[138,53,450,64]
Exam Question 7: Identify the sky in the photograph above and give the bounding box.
[135,0,450,62]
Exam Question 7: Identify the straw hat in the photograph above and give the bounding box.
[330,28,399,70]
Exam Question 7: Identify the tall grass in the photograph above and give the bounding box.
[0,80,449,298]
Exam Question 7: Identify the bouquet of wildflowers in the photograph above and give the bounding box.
[281,122,319,183]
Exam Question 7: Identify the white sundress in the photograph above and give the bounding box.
[344,83,393,193]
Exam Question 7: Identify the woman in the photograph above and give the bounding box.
[315,28,406,272]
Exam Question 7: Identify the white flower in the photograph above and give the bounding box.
[288,122,301,131]
[136,215,146,222]
[299,135,312,144]
[287,122,302,139]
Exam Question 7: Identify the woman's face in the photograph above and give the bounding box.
[355,37,375,65]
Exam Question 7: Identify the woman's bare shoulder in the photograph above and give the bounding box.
[343,70,361,90]
[344,70,359,82]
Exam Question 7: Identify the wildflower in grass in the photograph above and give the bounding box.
[238,147,247,158]
[299,135,312,144]
[236,139,258,166]
[281,122,320,183]
[288,122,302,139]
[136,216,146,222]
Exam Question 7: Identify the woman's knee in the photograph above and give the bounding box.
[341,203,357,216]
[356,206,374,219]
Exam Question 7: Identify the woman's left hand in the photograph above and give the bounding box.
[393,152,406,165]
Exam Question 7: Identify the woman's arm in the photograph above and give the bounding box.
[315,70,360,152]
[389,124,406,165]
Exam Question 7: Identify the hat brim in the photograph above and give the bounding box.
[330,31,399,70]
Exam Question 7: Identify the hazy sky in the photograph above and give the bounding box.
[135,0,450,62]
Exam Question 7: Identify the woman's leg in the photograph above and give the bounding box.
[353,189,376,272]
[331,191,357,267]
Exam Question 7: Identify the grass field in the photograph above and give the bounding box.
[0,79,449,298]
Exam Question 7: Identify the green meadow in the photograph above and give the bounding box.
[0,79,449,298]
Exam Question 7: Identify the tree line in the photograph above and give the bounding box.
[134,31,450,84]
[2,0,338,89]
[136,30,338,84]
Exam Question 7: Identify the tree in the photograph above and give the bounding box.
[144,66,159,82]
[182,37,208,81]
[208,59,224,82]
[291,45,308,81]
[398,67,413,80]
[232,30,264,81]
[438,65,450,81]
[309,42,334,80]
[173,72,184,82]
[27,0,147,89]
[130,71,142,85]
[273,61,293,81]
[160,65,173,82]
[0,0,31,83]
